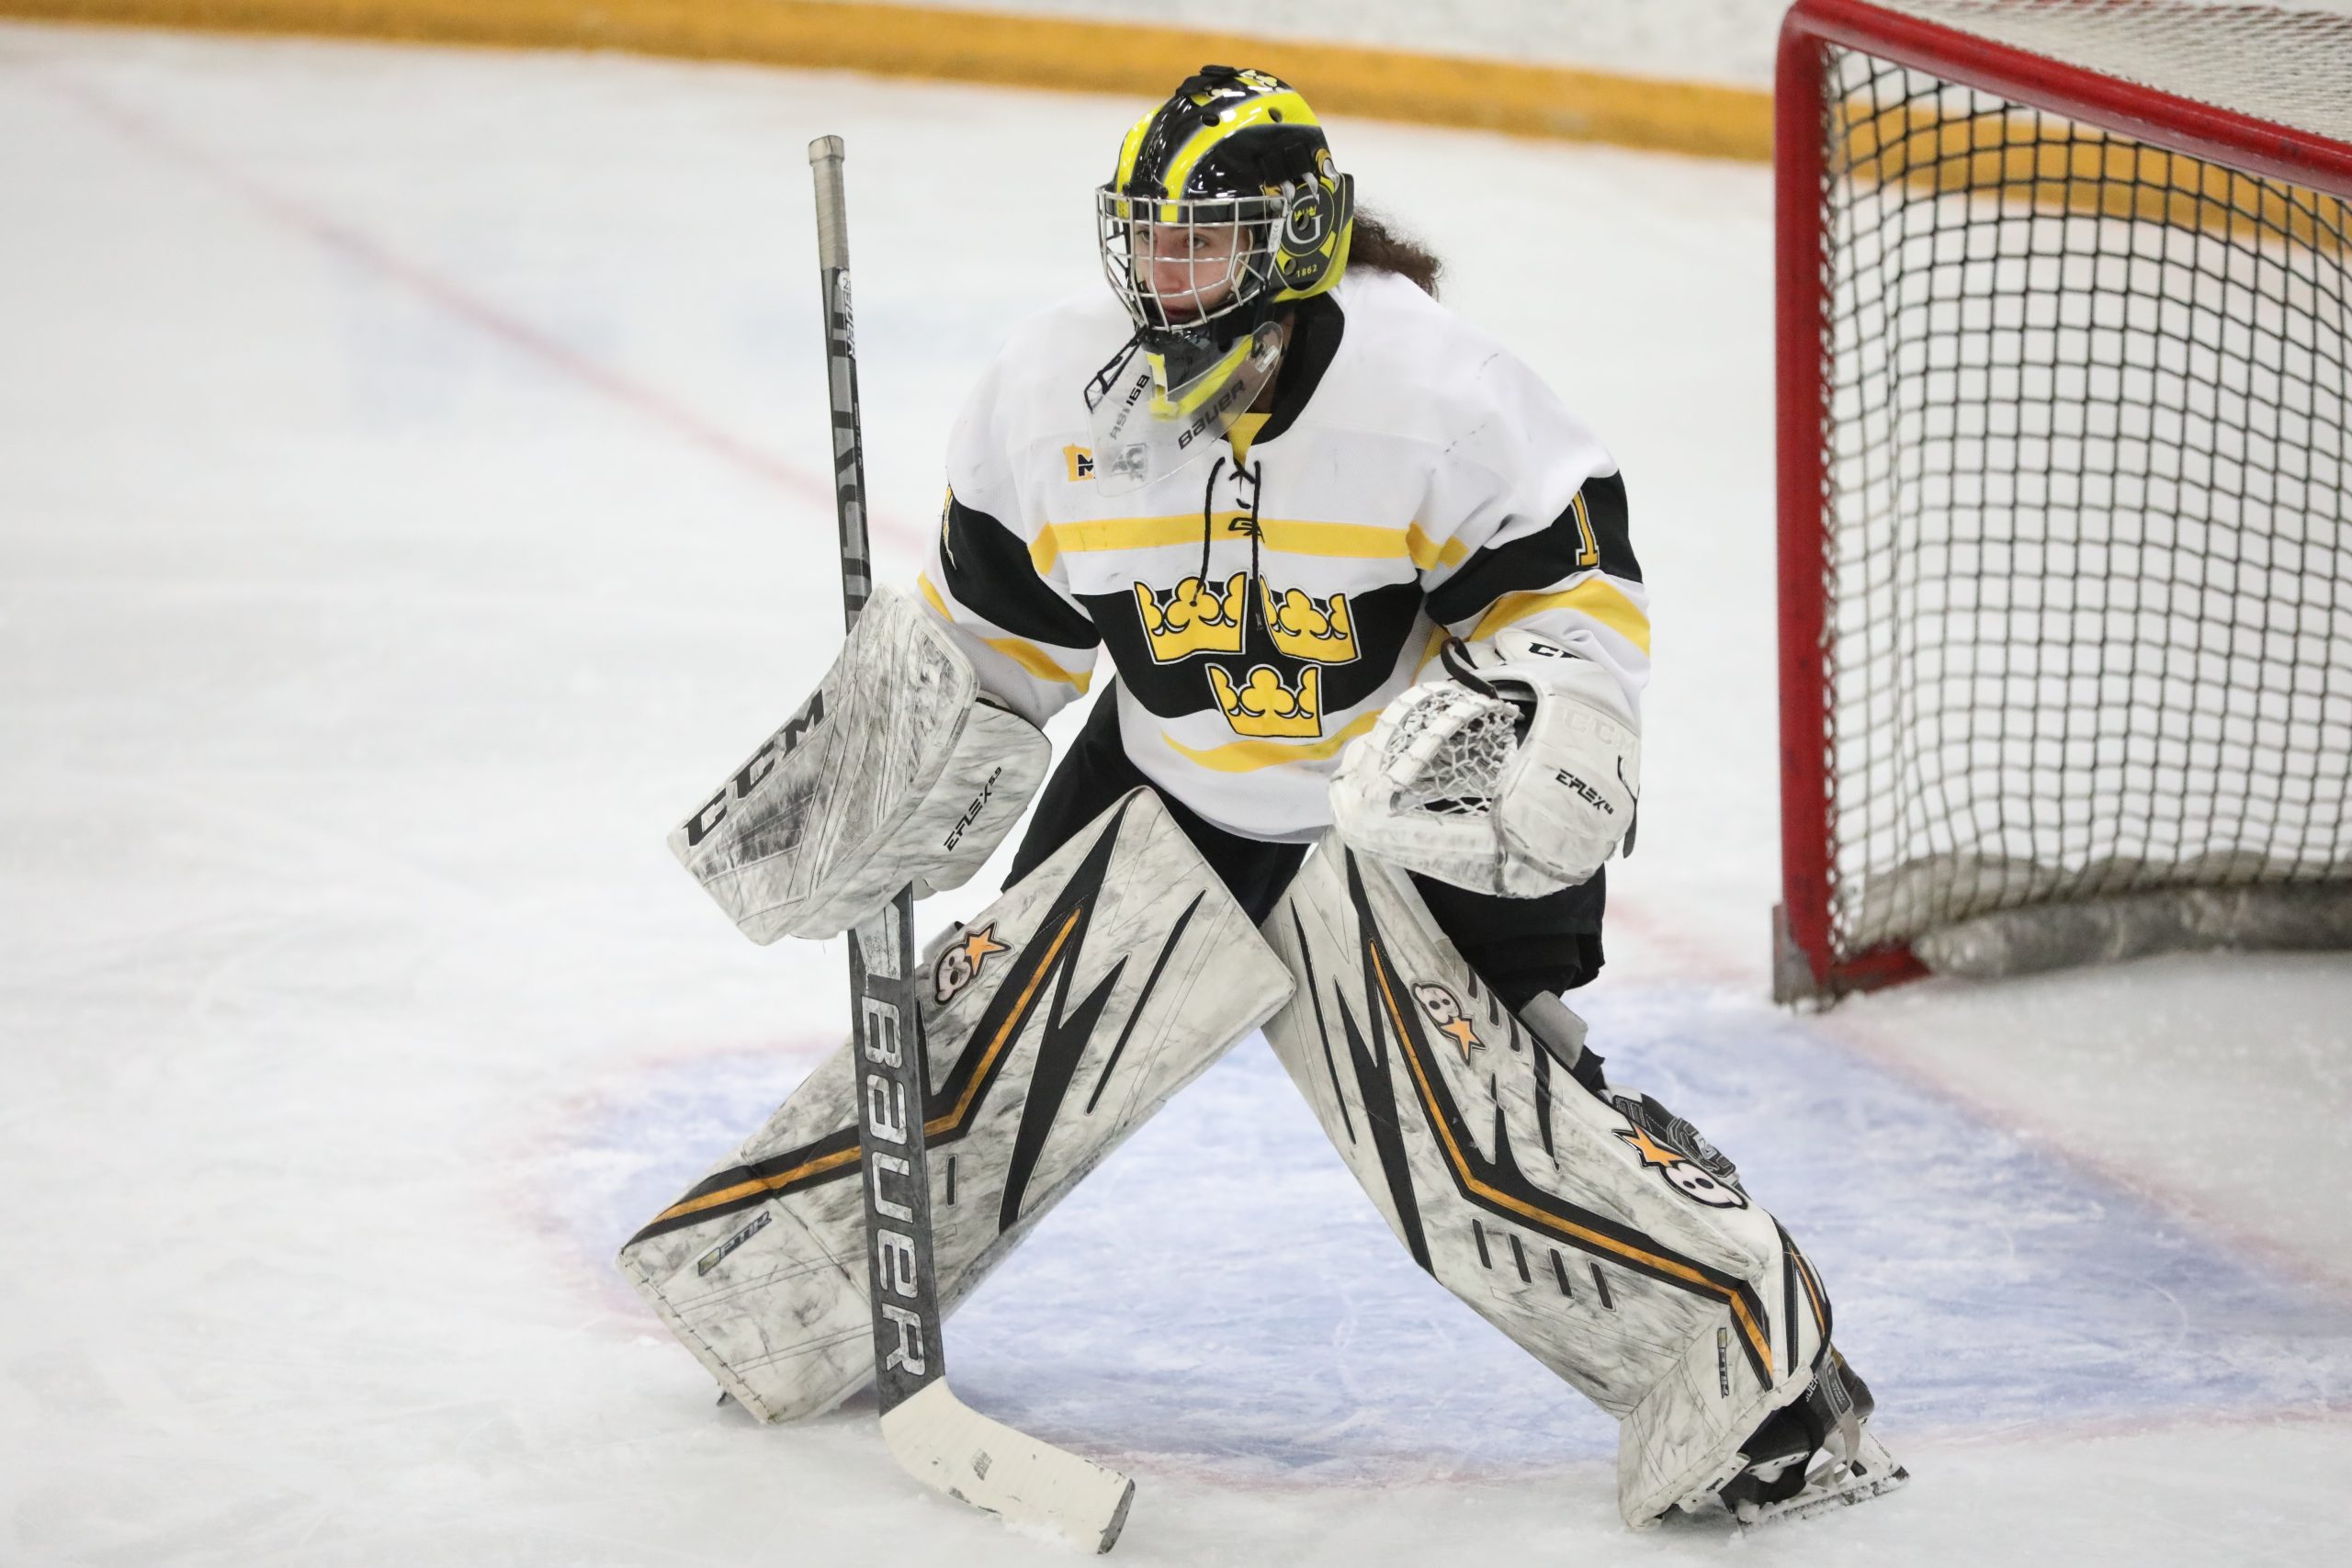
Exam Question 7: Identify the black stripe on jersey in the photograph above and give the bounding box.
[1422,470,1641,628]
[939,491,1101,652]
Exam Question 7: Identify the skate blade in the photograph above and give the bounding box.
[1735,1430,1908,1531]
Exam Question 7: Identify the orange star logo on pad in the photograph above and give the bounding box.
[1409,983,1484,1061]
[958,924,1009,968]
[1614,1124,1687,1168]
[933,922,1012,1004]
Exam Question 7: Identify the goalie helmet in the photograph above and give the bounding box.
[1085,65,1355,491]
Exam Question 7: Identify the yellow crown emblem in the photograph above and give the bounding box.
[1260,581,1357,663]
[1207,664,1321,738]
[1136,572,1247,661]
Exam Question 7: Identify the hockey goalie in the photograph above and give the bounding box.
[622,63,1905,1532]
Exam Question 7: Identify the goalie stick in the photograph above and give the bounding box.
[805,135,1136,1553]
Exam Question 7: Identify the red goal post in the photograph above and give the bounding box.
[1773,0,2352,1001]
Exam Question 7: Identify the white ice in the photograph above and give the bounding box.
[4,22,2350,1567]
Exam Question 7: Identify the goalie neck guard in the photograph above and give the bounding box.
[1086,64,1355,493]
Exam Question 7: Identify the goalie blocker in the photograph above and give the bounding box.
[620,789,1295,1422]
[670,586,1051,945]
[1261,840,1905,1528]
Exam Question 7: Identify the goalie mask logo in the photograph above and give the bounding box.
[1411,982,1484,1062]
[933,922,1011,1004]
[1611,1093,1748,1210]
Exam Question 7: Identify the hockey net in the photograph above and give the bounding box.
[1775,0,2352,999]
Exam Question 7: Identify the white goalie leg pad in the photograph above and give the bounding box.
[1261,840,1834,1529]
[670,585,1052,942]
[619,789,1295,1422]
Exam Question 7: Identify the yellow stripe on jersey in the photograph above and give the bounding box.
[1464,579,1651,655]
[988,637,1094,692]
[1270,519,1459,563]
[916,570,954,621]
[1404,522,1472,572]
[1227,412,1270,465]
[1032,514,1465,573]
[1161,708,1381,773]
[920,572,1095,691]
[1031,515,1208,572]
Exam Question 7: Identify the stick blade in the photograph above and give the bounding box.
[880,1381,1136,1553]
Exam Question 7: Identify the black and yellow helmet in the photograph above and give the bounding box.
[1094,66,1356,409]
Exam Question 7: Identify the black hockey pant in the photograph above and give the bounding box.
[1005,688,1607,1010]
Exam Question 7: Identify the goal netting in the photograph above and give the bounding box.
[1775,0,2352,998]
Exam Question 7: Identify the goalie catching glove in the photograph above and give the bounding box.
[669,587,1051,942]
[1329,628,1639,897]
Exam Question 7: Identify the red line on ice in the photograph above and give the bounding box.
[44,67,923,554]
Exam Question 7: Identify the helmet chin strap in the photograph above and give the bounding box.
[1145,331,1266,418]
[1082,317,1286,495]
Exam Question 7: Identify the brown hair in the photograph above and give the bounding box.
[1348,209,1443,299]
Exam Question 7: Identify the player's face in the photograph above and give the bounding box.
[1136,218,1243,324]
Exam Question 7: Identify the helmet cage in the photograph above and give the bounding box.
[1095,187,1284,340]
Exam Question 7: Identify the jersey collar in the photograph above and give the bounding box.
[1253,293,1345,450]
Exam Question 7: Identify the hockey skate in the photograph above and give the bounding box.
[1708,1348,1908,1529]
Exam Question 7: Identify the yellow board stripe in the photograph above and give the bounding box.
[1465,578,1651,655]
[1161,707,1378,773]
[1838,100,2350,258]
[9,2,1777,164]
[1367,942,1776,1380]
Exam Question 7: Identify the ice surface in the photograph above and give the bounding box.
[4,22,2349,1567]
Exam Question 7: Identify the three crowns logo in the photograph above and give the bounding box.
[1136,572,1247,661]
[1208,664,1321,738]
[1260,580,1356,663]
[1132,567,1351,739]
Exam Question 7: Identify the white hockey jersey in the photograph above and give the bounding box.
[919,267,1650,843]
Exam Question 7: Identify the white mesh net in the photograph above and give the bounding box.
[1792,1,2352,979]
[1383,695,1520,817]
[1862,0,2352,150]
